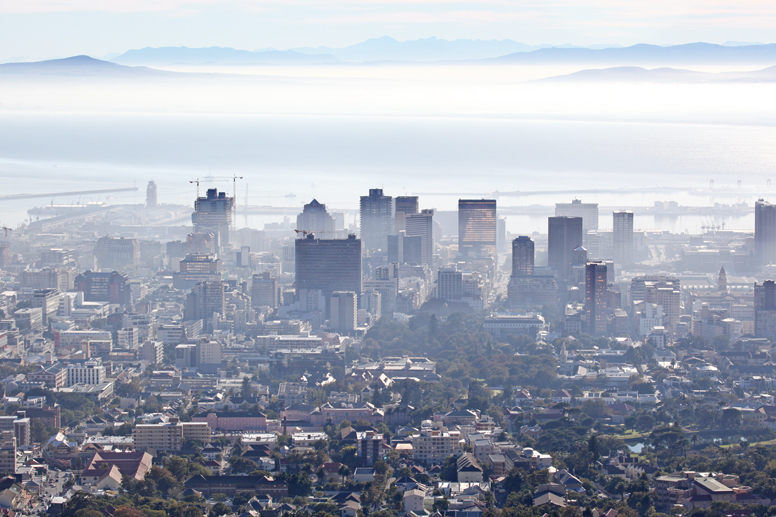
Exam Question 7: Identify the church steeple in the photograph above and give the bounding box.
[718,266,727,292]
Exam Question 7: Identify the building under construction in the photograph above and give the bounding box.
[192,189,234,250]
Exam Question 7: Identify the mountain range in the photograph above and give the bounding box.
[495,43,776,65]
[113,47,339,66]
[0,55,169,76]
[538,65,776,83]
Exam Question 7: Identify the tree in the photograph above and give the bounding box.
[209,502,231,517]
[338,464,351,483]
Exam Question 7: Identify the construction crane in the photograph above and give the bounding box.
[294,229,338,238]
[190,175,244,211]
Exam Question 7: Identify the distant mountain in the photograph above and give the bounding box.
[496,43,776,65]
[291,36,536,62]
[112,47,339,66]
[536,65,776,83]
[0,55,165,76]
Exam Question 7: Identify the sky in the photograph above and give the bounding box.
[1,0,775,59]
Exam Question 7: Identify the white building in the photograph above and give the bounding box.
[66,359,106,387]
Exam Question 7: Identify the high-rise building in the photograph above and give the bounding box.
[755,199,776,267]
[436,267,463,300]
[295,234,362,298]
[511,237,535,277]
[31,289,60,326]
[388,232,423,265]
[406,209,434,267]
[548,216,583,281]
[146,181,158,208]
[613,211,634,266]
[394,196,419,233]
[251,272,278,310]
[555,199,599,232]
[395,196,419,216]
[360,189,393,251]
[630,276,681,335]
[94,236,140,269]
[185,281,225,326]
[173,254,223,290]
[585,261,609,336]
[458,199,497,258]
[74,271,131,305]
[296,199,335,238]
[755,280,776,340]
[330,291,358,333]
[192,188,234,249]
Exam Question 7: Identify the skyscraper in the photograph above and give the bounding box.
[185,281,225,328]
[94,236,140,270]
[360,189,393,252]
[406,209,434,267]
[458,199,497,258]
[295,234,362,298]
[251,272,278,310]
[296,199,335,238]
[555,199,599,233]
[192,188,234,249]
[395,196,419,233]
[613,211,634,266]
[755,280,776,340]
[388,232,423,265]
[146,181,158,208]
[511,237,534,277]
[548,216,583,281]
[585,261,609,336]
[755,199,776,267]
[330,291,358,333]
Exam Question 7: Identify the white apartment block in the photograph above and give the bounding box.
[411,425,463,466]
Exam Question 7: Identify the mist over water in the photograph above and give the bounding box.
[1,63,775,233]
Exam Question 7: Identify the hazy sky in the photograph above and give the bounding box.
[1,0,775,59]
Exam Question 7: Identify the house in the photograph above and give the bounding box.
[533,483,567,508]
[456,454,483,483]
[318,462,345,484]
[553,469,584,492]
[183,475,288,497]
[403,489,426,514]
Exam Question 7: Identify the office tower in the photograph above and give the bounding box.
[186,232,218,255]
[630,276,681,335]
[296,199,335,237]
[511,237,535,277]
[613,211,634,266]
[388,232,423,265]
[94,236,140,269]
[31,289,60,326]
[251,272,278,310]
[185,281,225,326]
[756,199,776,267]
[458,199,497,258]
[360,189,393,251]
[497,217,507,253]
[548,216,583,281]
[395,196,419,216]
[146,180,158,208]
[436,268,463,300]
[192,188,234,249]
[74,271,131,305]
[173,254,222,290]
[395,196,419,233]
[555,199,599,233]
[330,291,358,332]
[295,234,362,298]
[755,280,776,340]
[585,261,609,336]
[406,209,434,267]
